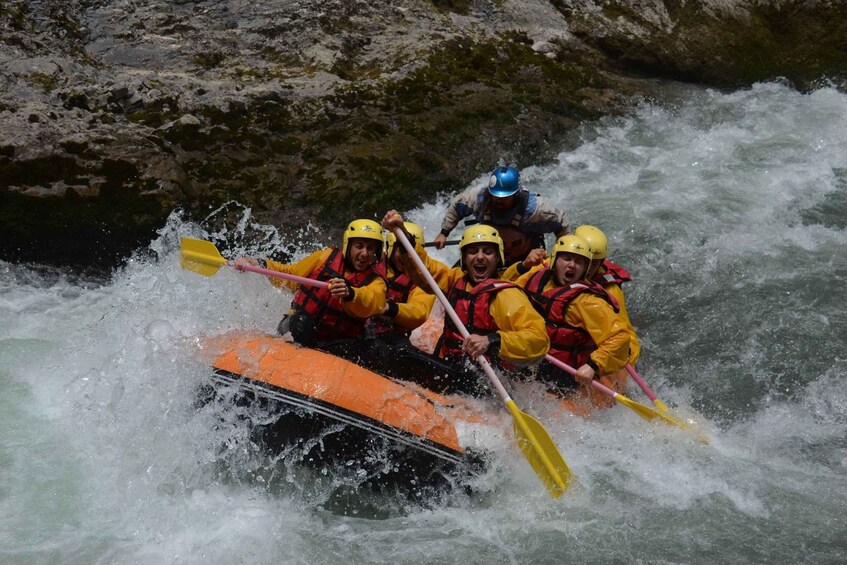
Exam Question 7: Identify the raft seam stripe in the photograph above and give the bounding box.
[209,369,467,465]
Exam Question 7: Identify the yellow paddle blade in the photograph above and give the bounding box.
[179,238,228,277]
[505,400,574,498]
[614,393,710,445]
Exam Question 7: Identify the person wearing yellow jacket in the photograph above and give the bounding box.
[382,210,549,395]
[573,225,641,365]
[233,219,387,349]
[368,221,436,341]
[509,234,631,396]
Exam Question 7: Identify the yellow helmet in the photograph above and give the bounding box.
[551,234,593,264]
[342,219,384,256]
[459,224,505,269]
[386,221,425,258]
[573,225,607,260]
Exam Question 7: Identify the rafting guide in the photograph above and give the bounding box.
[432,165,570,266]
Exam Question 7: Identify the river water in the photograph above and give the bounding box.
[2,81,846,564]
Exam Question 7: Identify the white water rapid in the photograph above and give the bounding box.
[2,81,846,564]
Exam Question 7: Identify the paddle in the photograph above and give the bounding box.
[179,237,330,289]
[391,227,574,498]
[423,239,460,247]
[626,363,668,411]
[544,355,709,444]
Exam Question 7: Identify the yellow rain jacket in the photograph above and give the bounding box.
[264,249,387,320]
[383,265,436,333]
[500,259,529,282]
[597,268,641,365]
[514,264,631,375]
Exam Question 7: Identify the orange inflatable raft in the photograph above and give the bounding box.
[200,331,496,491]
[200,320,627,492]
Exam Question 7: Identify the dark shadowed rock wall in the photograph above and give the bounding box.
[1,0,846,267]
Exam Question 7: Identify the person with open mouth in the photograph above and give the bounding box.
[381,210,549,396]
[508,234,632,403]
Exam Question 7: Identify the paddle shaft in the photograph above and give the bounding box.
[626,363,659,402]
[423,239,460,248]
[544,354,708,441]
[393,227,574,495]
[393,230,510,401]
[179,237,331,290]
[544,354,618,398]
[234,263,330,289]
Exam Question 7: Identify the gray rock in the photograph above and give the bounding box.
[1,0,846,267]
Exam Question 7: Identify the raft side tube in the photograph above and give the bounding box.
[210,367,468,465]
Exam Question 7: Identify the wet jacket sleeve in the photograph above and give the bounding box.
[264,249,333,291]
[393,285,436,332]
[439,185,483,235]
[504,261,549,283]
[501,261,522,282]
[511,264,547,287]
[566,294,631,375]
[489,287,550,364]
[265,249,386,319]
[607,283,641,365]
[523,195,569,238]
[344,275,387,319]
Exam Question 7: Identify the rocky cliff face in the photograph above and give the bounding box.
[2,0,846,266]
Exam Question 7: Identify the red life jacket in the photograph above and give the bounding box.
[593,259,632,287]
[478,189,531,228]
[291,247,384,341]
[435,277,517,359]
[525,269,618,369]
[369,270,416,336]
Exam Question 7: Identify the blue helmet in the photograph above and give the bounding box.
[487,166,521,198]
